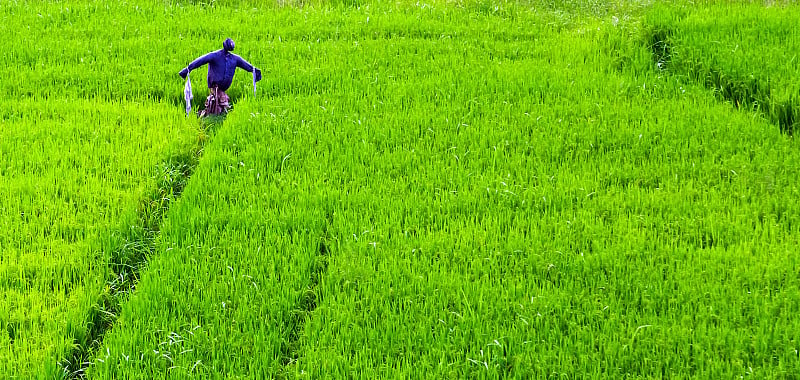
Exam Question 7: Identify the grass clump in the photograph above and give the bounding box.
[0,99,198,377]
[90,1,800,378]
[3,0,800,378]
[645,2,800,134]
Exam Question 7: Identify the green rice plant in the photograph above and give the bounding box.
[0,99,198,377]
[4,0,800,378]
[280,26,800,377]
[86,102,332,377]
[645,2,800,134]
[88,1,800,378]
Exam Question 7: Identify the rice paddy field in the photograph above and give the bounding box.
[2,0,799,378]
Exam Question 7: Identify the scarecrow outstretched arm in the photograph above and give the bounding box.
[236,56,262,82]
[179,52,215,79]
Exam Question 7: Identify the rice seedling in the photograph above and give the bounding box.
[2,0,800,378]
[645,2,800,134]
[0,99,198,377]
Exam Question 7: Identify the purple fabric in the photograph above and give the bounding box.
[179,49,261,92]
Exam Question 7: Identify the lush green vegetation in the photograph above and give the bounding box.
[647,2,800,134]
[0,100,198,375]
[2,0,800,378]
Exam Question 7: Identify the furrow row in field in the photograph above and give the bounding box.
[0,99,199,377]
[86,99,332,377]
[645,3,800,135]
[4,0,800,377]
[92,4,800,377]
[59,119,221,377]
[280,211,333,368]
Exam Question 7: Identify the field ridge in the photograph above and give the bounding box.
[645,4,800,135]
[58,118,222,378]
[4,1,800,377]
[280,210,334,371]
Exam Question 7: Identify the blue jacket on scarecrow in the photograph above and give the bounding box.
[179,38,262,92]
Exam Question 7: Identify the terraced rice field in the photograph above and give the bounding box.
[2,0,799,378]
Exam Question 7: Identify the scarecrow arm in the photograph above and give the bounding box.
[236,56,262,82]
[179,52,216,79]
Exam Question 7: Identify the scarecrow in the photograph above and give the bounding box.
[179,38,262,116]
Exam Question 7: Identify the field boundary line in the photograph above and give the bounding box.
[279,210,333,374]
[57,117,224,378]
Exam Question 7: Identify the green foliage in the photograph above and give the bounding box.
[645,2,800,134]
[0,99,198,377]
[2,0,800,378]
